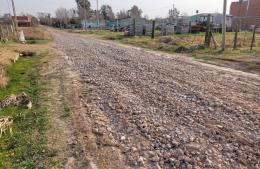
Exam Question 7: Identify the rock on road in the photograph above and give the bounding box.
[52,31,260,169]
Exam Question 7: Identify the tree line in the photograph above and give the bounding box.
[38,0,144,27]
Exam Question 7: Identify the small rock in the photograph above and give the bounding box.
[172,148,184,158]
[138,156,145,166]
[92,128,103,135]
[151,155,160,162]
[131,147,138,152]
[208,107,214,112]
[120,136,126,141]
[186,142,201,152]
[159,37,172,43]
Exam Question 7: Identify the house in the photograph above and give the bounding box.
[190,13,232,31]
[175,16,190,34]
[0,14,12,25]
[13,16,33,27]
[230,0,260,30]
[190,13,232,28]
[114,18,153,36]
[81,17,106,29]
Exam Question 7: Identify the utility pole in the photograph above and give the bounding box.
[96,0,100,29]
[84,0,87,29]
[245,0,251,29]
[221,0,227,51]
[246,0,251,17]
[11,0,18,31]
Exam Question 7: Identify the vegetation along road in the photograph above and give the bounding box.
[50,29,260,169]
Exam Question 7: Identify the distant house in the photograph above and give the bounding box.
[190,13,232,31]
[230,0,260,30]
[0,13,12,25]
[13,16,33,27]
[81,19,106,29]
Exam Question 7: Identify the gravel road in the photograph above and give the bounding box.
[52,31,260,169]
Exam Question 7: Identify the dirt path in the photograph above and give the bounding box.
[48,30,259,169]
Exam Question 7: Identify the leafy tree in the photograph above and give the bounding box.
[100,5,115,20]
[75,0,91,19]
[128,5,142,18]
[75,0,91,10]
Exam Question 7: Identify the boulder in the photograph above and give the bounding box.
[159,37,173,44]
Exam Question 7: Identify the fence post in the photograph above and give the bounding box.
[116,19,119,32]
[233,24,239,50]
[204,14,211,47]
[151,20,155,39]
[0,25,4,39]
[250,25,256,50]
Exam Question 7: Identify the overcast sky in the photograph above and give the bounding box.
[0,0,234,18]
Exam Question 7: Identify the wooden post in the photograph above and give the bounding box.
[116,19,119,32]
[233,25,239,49]
[0,25,3,39]
[210,32,217,49]
[250,25,256,50]
[151,20,155,39]
[205,14,211,47]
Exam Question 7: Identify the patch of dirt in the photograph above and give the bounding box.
[203,56,260,75]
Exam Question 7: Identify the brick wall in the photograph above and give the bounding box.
[230,0,260,30]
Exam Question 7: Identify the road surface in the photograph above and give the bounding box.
[52,30,260,169]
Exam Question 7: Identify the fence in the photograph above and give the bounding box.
[0,24,15,40]
[115,17,258,50]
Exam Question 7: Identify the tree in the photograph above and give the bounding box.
[168,4,179,24]
[55,7,69,27]
[75,0,91,19]
[116,10,129,19]
[67,8,78,19]
[100,5,115,20]
[38,12,51,25]
[128,5,142,18]
[75,0,90,10]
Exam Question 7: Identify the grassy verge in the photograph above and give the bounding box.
[0,52,52,168]
[72,29,260,73]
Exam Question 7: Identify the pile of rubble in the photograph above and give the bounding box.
[0,92,32,110]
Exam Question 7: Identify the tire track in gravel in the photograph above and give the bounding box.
[52,30,260,169]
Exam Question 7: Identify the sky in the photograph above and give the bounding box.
[0,0,235,18]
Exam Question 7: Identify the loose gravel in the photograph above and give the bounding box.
[53,31,260,169]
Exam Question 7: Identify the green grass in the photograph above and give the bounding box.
[26,40,50,45]
[0,52,52,168]
[61,102,71,118]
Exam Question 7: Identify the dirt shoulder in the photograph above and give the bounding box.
[41,44,128,169]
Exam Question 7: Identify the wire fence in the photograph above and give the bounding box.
[0,24,15,40]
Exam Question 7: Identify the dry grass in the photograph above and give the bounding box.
[0,27,51,88]
[0,66,9,88]
[20,26,52,40]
